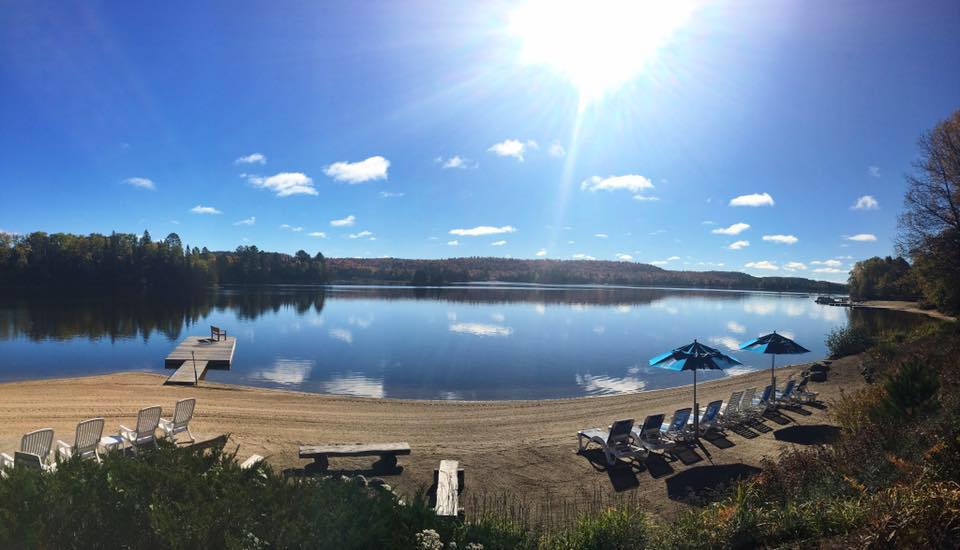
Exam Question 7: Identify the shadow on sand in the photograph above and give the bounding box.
[773,424,841,445]
[665,463,761,503]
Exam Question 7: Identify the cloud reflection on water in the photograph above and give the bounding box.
[449,322,513,337]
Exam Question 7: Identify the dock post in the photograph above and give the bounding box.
[192,351,198,386]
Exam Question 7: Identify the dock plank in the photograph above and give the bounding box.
[435,460,460,517]
[165,336,236,367]
[165,360,209,385]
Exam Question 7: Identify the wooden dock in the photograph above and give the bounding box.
[164,336,236,385]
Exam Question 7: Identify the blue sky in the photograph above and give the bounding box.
[1,1,958,282]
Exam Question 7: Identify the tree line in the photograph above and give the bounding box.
[848,109,960,314]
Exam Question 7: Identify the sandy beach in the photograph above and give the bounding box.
[860,300,957,322]
[0,356,863,520]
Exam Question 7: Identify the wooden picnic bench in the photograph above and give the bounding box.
[210,326,227,341]
[433,460,465,518]
[299,442,411,472]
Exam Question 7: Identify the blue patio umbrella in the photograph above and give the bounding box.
[649,340,743,433]
[739,331,810,390]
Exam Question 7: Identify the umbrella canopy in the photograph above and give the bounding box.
[649,340,742,434]
[739,331,810,389]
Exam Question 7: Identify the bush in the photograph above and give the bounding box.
[825,325,873,357]
[540,505,650,549]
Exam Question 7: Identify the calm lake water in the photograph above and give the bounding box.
[0,285,926,400]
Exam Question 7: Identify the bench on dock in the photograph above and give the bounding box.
[299,442,411,472]
[211,326,227,341]
[433,460,465,518]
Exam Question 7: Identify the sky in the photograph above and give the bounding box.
[1,1,958,283]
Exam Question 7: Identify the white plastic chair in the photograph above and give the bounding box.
[720,390,744,426]
[57,418,105,462]
[578,419,647,465]
[160,398,196,443]
[1,428,55,469]
[120,406,162,450]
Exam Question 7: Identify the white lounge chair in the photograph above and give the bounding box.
[740,387,757,413]
[160,398,196,443]
[774,379,797,406]
[743,385,774,419]
[578,419,646,466]
[661,408,693,443]
[720,391,744,426]
[696,400,724,434]
[14,451,56,472]
[793,377,819,403]
[120,406,162,450]
[57,418,105,462]
[1,428,55,469]
[631,414,678,454]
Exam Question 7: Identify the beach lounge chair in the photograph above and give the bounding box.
[56,418,105,462]
[120,406,162,450]
[744,385,774,419]
[631,414,678,454]
[577,419,646,466]
[793,377,819,403]
[160,398,196,443]
[774,379,797,406]
[740,387,757,413]
[697,400,724,434]
[1,428,55,469]
[719,391,744,426]
[660,408,693,442]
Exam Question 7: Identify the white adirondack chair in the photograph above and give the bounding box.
[159,398,196,443]
[1,428,55,469]
[120,406,162,450]
[57,418,105,462]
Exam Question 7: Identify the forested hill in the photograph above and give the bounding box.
[0,232,845,293]
[327,257,846,293]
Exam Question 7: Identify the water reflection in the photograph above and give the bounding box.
[0,286,935,400]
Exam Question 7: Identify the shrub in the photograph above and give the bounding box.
[825,325,873,357]
[540,504,650,549]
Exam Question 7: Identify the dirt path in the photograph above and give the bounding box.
[0,356,864,520]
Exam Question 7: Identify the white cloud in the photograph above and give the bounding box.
[449,225,517,237]
[845,233,877,242]
[594,233,608,238]
[379,191,404,198]
[437,155,474,169]
[348,230,374,239]
[447,240,459,246]
[330,214,356,227]
[615,253,634,261]
[811,259,843,267]
[633,194,660,201]
[233,216,256,226]
[784,262,807,271]
[852,195,879,210]
[702,220,716,225]
[536,248,547,257]
[247,172,317,197]
[729,192,775,207]
[762,234,799,245]
[745,260,779,270]
[813,267,845,273]
[868,165,881,178]
[667,256,680,261]
[190,205,221,215]
[123,177,155,190]
[548,141,566,157]
[324,156,390,183]
[449,322,513,337]
[487,139,530,161]
[235,153,266,165]
[573,253,596,260]
[728,240,750,250]
[308,231,327,238]
[712,222,750,236]
[491,240,507,246]
[580,174,654,193]
[650,260,668,266]
[727,321,746,334]
[280,224,303,232]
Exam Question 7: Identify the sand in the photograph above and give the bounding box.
[0,355,864,520]
[860,300,956,322]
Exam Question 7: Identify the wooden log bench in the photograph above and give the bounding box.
[299,442,411,473]
[433,460,465,518]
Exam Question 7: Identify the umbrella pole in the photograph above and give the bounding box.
[771,354,776,391]
[693,369,699,437]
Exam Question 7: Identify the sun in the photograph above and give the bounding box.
[510,0,696,102]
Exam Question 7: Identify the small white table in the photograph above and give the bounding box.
[99,435,125,454]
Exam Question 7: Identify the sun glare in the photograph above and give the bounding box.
[511,0,696,102]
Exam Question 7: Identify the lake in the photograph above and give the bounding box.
[0,285,925,400]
